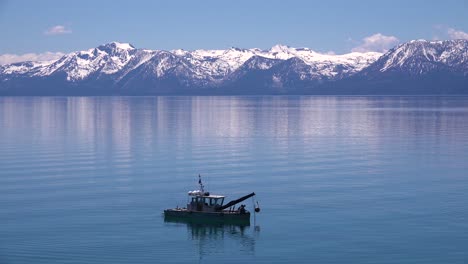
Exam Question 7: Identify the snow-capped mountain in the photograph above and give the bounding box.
[360,39,468,76]
[0,42,380,84]
[324,39,468,95]
[0,40,467,95]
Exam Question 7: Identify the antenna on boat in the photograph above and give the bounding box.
[198,174,204,193]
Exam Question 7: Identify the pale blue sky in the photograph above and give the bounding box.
[0,0,467,57]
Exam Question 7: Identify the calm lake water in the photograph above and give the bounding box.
[0,96,467,264]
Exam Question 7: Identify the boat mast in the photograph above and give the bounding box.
[198,174,205,193]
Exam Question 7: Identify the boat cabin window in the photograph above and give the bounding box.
[191,197,224,206]
[191,197,206,204]
[208,197,224,206]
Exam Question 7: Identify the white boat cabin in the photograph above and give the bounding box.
[187,190,225,212]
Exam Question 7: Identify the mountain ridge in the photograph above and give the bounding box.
[1,40,467,95]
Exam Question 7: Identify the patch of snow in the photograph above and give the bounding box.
[113,42,135,50]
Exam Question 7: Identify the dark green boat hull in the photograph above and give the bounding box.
[164,209,250,225]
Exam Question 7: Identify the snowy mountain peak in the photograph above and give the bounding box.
[97,42,135,53]
[270,44,292,53]
[358,39,468,75]
[229,47,247,52]
[409,39,427,43]
[170,49,189,56]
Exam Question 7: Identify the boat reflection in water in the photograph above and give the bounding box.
[164,217,259,259]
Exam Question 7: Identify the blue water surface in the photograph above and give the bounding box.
[0,96,467,263]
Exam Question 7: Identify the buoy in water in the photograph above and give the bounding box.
[254,201,261,212]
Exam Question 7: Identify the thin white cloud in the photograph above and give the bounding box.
[433,25,468,41]
[44,25,72,35]
[0,52,64,65]
[352,33,399,53]
[447,27,468,40]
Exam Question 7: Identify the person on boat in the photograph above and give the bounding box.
[239,204,246,214]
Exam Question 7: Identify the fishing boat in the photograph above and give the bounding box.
[164,175,260,225]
